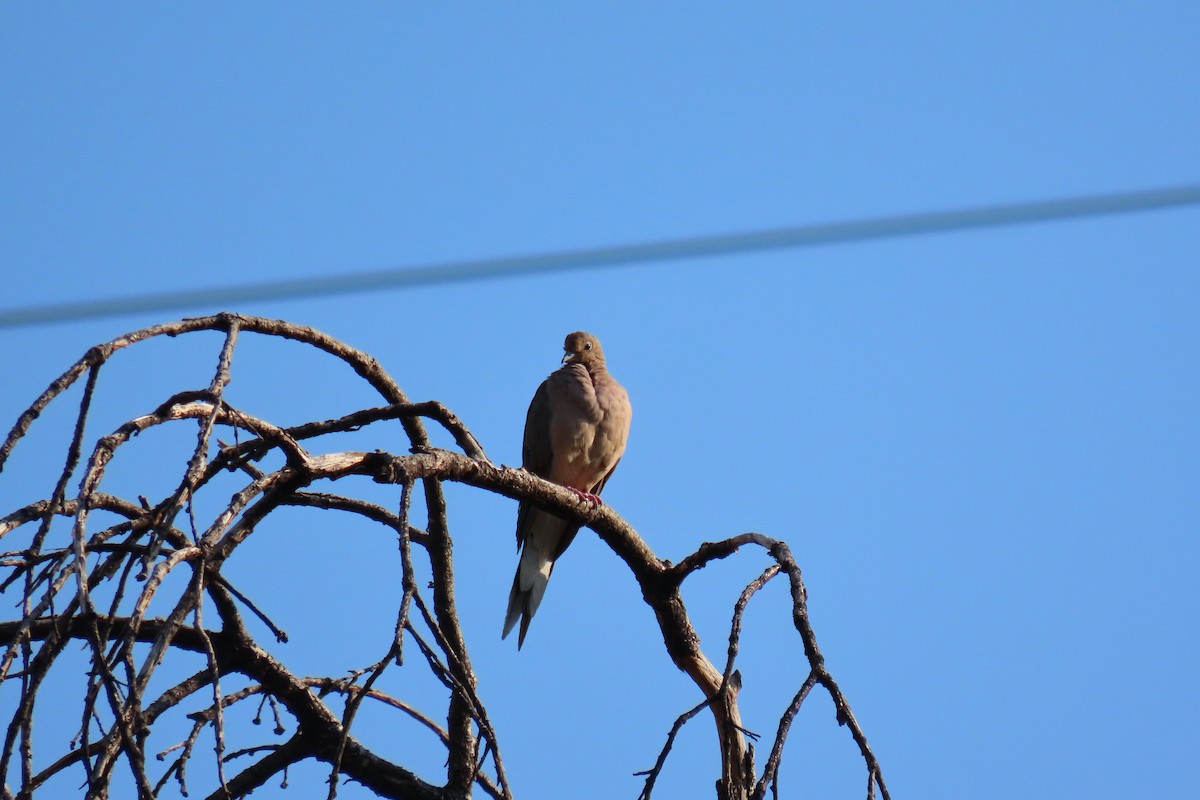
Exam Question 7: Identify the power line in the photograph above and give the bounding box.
[3,183,1198,329]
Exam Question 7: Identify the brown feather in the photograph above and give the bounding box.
[502,331,632,648]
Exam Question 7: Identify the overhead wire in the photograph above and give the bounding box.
[2,183,1198,329]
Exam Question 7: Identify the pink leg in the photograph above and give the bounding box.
[567,486,603,505]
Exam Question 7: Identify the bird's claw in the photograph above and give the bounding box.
[567,487,603,505]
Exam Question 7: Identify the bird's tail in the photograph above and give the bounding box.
[501,546,553,648]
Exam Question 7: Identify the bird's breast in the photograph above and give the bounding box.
[546,378,630,490]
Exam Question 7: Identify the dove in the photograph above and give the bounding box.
[502,331,632,648]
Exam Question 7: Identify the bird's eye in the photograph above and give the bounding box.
[585,341,593,350]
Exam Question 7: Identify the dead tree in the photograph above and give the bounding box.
[0,313,889,800]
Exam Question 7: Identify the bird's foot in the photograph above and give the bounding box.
[567,487,603,505]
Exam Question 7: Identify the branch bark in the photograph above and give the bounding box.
[0,314,888,800]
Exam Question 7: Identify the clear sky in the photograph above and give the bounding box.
[1,4,1197,799]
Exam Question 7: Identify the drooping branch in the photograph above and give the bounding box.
[0,314,887,800]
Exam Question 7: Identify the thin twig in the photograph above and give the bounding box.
[0,314,885,800]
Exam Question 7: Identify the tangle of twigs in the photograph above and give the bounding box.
[0,313,888,800]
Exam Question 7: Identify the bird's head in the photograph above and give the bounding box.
[561,331,604,366]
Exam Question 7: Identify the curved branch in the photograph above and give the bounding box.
[2,612,445,800]
[0,315,888,800]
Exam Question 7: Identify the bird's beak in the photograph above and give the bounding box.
[561,352,572,365]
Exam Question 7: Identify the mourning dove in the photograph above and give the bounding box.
[502,331,632,648]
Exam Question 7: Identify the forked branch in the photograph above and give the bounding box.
[0,314,886,800]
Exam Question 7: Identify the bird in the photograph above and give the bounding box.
[502,331,632,648]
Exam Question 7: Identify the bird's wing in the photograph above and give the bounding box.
[514,378,554,549]
[522,378,555,478]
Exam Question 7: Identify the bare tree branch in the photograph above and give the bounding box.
[0,314,888,800]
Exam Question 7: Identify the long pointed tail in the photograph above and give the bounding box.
[502,543,553,648]
[501,574,532,648]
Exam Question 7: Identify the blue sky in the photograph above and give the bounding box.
[1,5,1197,799]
